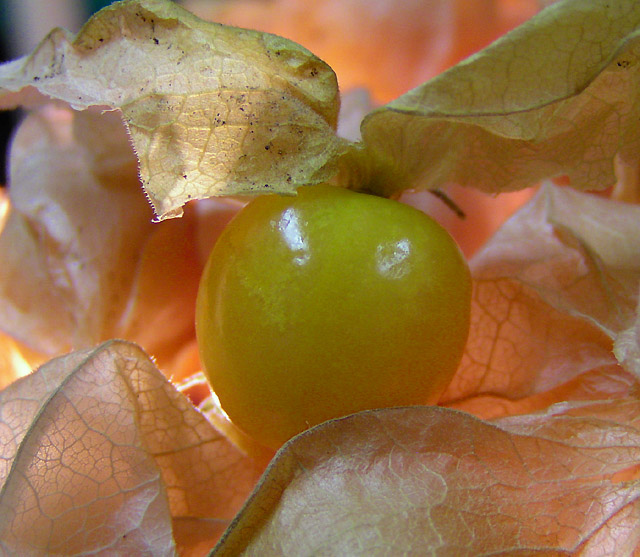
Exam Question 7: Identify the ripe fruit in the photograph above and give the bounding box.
[196,185,471,448]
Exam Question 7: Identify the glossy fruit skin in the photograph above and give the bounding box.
[196,185,471,448]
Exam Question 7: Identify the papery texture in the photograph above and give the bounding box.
[184,0,538,103]
[212,404,640,555]
[0,0,639,554]
[0,0,345,219]
[361,0,640,197]
[0,340,265,555]
[164,0,541,257]
[443,184,640,416]
[614,295,640,378]
[471,184,640,336]
[0,106,239,379]
[0,106,153,353]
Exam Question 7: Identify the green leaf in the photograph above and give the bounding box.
[0,0,345,220]
[359,0,640,197]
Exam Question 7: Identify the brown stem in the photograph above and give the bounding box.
[429,189,466,219]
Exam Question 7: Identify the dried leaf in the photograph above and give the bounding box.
[0,340,265,554]
[212,403,640,555]
[614,292,640,378]
[360,0,640,196]
[184,0,538,103]
[470,185,640,335]
[0,106,153,354]
[0,106,239,381]
[443,184,640,416]
[0,0,345,219]
[0,1,639,554]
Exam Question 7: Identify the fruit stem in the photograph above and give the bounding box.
[333,143,466,218]
[429,189,466,219]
